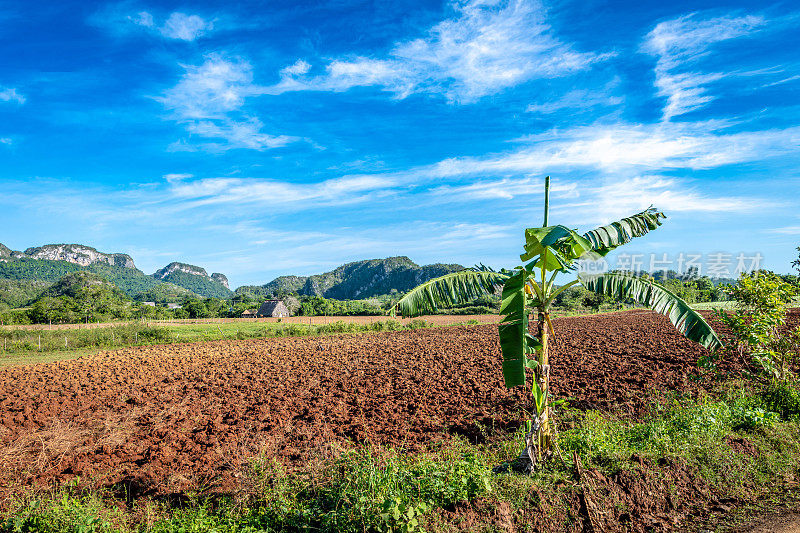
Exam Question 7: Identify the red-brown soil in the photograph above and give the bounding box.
[0,310,786,498]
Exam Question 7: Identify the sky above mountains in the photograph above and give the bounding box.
[1,0,799,288]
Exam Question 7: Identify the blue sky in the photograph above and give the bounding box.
[1,0,799,289]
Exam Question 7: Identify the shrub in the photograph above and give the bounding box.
[715,271,800,380]
[761,380,800,421]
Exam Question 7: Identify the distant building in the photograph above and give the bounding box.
[241,309,257,318]
[257,299,290,318]
[167,303,182,310]
[143,301,156,307]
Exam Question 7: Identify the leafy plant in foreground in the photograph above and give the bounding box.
[393,176,722,470]
[716,271,800,381]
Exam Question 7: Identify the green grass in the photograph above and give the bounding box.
[691,301,736,310]
[0,319,435,366]
[691,298,800,310]
[4,380,800,532]
[0,347,99,367]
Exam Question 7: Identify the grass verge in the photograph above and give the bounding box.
[0,319,438,366]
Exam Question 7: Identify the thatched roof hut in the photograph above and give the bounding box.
[241,309,257,318]
[257,299,290,318]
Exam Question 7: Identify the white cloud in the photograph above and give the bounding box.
[159,12,212,41]
[163,173,193,183]
[761,74,800,88]
[270,0,610,103]
[770,226,800,235]
[166,174,397,210]
[0,138,12,145]
[422,121,800,176]
[280,60,311,77]
[526,80,623,114]
[185,119,296,151]
[577,176,763,223]
[158,55,298,151]
[93,5,213,41]
[0,87,25,104]
[131,11,153,28]
[159,54,254,119]
[642,13,766,120]
[428,177,577,202]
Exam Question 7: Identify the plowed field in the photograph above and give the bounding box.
[0,310,781,497]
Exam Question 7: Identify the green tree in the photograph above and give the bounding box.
[394,176,722,470]
[716,271,800,381]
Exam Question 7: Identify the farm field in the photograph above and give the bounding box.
[1,308,798,531]
[0,309,754,494]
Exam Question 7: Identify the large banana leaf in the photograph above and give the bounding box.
[582,207,667,257]
[521,225,594,269]
[499,270,541,388]
[579,272,723,351]
[392,269,508,318]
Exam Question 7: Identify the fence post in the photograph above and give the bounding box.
[38,334,41,351]
[65,337,68,348]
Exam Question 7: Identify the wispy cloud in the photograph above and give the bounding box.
[428,177,577,202]
[0,138,12,145]
[158,54,298,151]
[92,4,214,41]
[165,174,396,210]
[269,0,611,103]
[572,176,765,224]
[425,121,800,176]
[761,74,800,88]
[642,12,766,120]
[0,86,25,104]
[770,226,800,235]
[526,79,623,114]
[157,12,212,41]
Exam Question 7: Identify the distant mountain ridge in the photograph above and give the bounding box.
[0,242,231,303]
[0,242,466,306]
[0,243,135,269]
[236,256,465,300]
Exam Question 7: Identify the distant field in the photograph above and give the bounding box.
[1,305,749,367]
[0,313,501,331]
[691,301,736,310]
[0,315,500,367]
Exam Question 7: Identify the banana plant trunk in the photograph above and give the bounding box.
[519,306,555,469]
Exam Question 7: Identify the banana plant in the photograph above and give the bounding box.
[392,176,723,469]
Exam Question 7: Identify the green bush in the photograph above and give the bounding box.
[761,381,800,421]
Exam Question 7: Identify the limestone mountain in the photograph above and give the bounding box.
[211,273,229,288]
[0,242,232,304]
[152,262,232,299]
[236,256,464,300]
[22,244,135,268]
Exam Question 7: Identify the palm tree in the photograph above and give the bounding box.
[393,176,722,470]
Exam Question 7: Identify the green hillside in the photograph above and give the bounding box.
[28,271,133,323]
[237,257,464,300]
[0,279,50,308]
[158,270,232,299]
[0,256,230,303]
[236,275,306,297]
[135,282,199,303]
[0,258,161,297]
